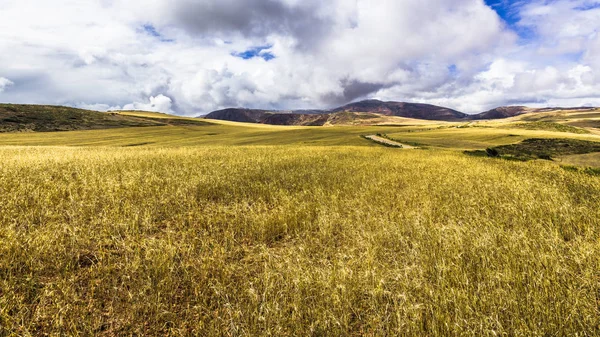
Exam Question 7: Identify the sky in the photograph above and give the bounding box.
[0,0,599,115]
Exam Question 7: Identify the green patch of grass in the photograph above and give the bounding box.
[495,138,600,160]
[561,165,600,176]
[466,138,600,161]
[585,167,600,175]
[463,149,488,157]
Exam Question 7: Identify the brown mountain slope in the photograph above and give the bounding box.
[201,108,273,123]
[470,106,530,120]
[204,108,330,126]
[261,113,330,126]
[205,108,440,126]
[205,100,469,124]
[332,100,469,121]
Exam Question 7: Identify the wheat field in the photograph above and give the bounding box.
[1,145,599,336]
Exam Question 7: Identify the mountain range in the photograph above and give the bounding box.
[203,100,538,125]
[1,101,597,133]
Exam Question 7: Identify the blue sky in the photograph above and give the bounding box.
[485,0,520,26]
[142,24,174,43]
[484,0,539,41]
[231,45,276,61]
[0,0,599,114]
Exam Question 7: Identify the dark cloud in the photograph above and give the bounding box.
[320,80,387,107]
[504,97,547,105]
[172,0,333,49]
[342,80,386,102]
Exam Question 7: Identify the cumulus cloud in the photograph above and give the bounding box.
[0,77,14,92]
[167,0,334,50]
[75,103,121,112]
[121,95,174,113]
[0,0,599,114]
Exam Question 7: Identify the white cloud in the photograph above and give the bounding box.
[0,0,599,114]
[119,95,173,113]
[75,103,122,112]
[0,77,14,92]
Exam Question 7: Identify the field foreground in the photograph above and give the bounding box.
[1,146,599,336]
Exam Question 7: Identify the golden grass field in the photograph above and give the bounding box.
[1,109,600,336]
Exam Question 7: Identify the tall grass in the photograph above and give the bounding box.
[1,146,599,336]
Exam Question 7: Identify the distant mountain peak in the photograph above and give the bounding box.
[470,106,529,120]
[332,100,468,121]
[203,99,597,125]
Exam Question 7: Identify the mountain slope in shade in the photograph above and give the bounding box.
[261,113,330,126]
[203,108,271,123]
[470,106,529,120]
[332,100,469,121]
[204,108,330,126]
[205,109,436,126]
[205,100,469,124]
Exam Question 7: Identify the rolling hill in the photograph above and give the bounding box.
[0,104,209,132]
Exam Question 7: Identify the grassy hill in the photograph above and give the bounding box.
[0,104,209,132]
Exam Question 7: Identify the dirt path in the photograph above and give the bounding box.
[364,135,417,149]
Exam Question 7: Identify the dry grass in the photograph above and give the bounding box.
[558,152,600,168]
[1,146,599,336]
